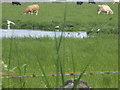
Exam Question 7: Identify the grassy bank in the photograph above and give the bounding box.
[2,33,118,88]
[2,2,118,33]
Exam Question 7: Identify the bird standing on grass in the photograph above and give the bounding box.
[7,20,15,29]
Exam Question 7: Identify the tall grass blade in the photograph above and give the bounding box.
[63,2,67,27]
[54,25,64,87]
[54,36,63,87]
[59,60,65,87]
[71,48,76,79]
[72,40,99,89]
[55,56,60,87]
[54,23,65,87]
[36,56,51,88]
[54,2,67,87]
[72,57,93,90]
[22,64,27,88]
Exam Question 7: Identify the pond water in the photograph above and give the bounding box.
[0,29,87,38]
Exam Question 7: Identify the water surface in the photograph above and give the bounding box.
[0,29,87,38]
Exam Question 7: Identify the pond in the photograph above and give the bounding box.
[0,29,87,38]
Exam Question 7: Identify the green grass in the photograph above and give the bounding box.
[2,2,118,33]
[2,34,118,88]
[2,2,118,88]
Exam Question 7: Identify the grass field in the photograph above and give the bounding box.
[2,2,118,32]
[2,2,118,88]
[2,34,118,88]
